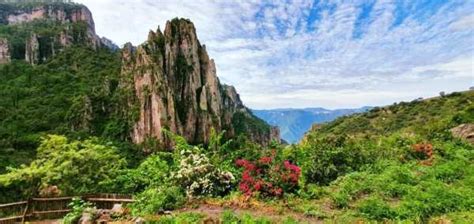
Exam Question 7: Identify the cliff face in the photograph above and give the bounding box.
[121,19,279,147]
[0,3,110,64]
[0,38,10,64]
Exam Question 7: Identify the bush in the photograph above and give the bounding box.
[397,180,472,219]
[63,197,95,224]
[235,153,301,198]
[0,135,126,199]
[131,186,185,216]
[358,196,396,220]
[172,147,235,197]
[298,184,327,200]
[104,153,172,193]
[300,136,371,185]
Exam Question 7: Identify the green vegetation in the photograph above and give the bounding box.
[0,44,142,172]
[0,2,472,222]
[232,111,271,138]
[62,197,94,224]
[0,135,126,201]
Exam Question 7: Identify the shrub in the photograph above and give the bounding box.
[221,210,240,223]
[300,136,371,185]
[397,180,472,219]
[131,186,185,216]
[358,196,396,220]
[0,135,126,199]
[104,153,172,193]
[63,197,95,224]
[235,153,300,198]
[298,184,327,200]
[172,147,235,197]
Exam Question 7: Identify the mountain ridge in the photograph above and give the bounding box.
[253,106,370,143]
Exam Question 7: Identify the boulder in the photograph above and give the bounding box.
[451,124,474,144]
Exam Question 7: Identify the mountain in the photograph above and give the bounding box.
[120,18,279,147]
[0,1,278,167]
[253,107,370,143]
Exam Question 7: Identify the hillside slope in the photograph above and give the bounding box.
[305,90,474,140]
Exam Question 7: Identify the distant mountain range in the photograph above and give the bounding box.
[253,107,372,143]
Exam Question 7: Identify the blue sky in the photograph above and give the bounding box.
[76,0,474,109]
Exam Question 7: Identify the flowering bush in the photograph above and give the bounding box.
[235,154,301,197]
[172,147,235,197]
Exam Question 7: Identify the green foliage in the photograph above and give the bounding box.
[0,44,139,170]
[299,135,373,185]
[131,186,185,216]
[0,135,126,201]
[104,153,172,194]
[63,197,95,224]
[358,195,397,221]
[232,111,271,138]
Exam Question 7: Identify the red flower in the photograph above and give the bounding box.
[242,170,253,182]
[236,155,301,198]
[235,159,247,167]
[239,182,250,193]
[254,182,262,191]
[259,156,272,164]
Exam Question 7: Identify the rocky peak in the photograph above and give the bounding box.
[121,18,279,148]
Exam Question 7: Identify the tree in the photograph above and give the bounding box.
[0,135,126,200]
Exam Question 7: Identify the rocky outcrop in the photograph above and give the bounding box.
[0,38,10,64]
[451,124,474,144]
[25,34,40,64]
[121,19,279,147]
[0,3,109,64]
[4,3,96,35]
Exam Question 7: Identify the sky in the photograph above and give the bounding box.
[75,0,474,109]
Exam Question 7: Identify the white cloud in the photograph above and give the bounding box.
[75,0,474,109]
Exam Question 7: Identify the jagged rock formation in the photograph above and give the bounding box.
[0,38,10,64]
[121,19,279,147]
[0,2,115,64]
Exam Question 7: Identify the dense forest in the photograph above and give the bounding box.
[0,1,473,223]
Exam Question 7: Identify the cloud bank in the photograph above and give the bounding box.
[75,0,474,109]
